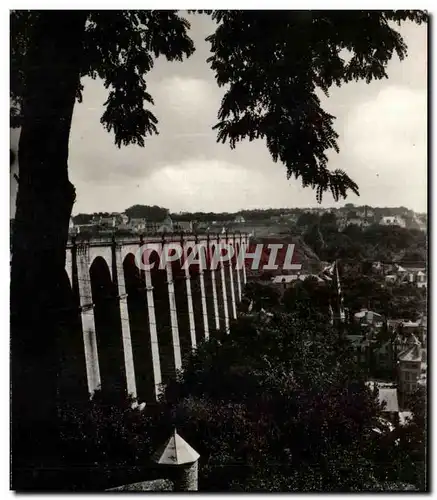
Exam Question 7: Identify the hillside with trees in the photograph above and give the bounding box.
[55,282,426,491]
[302,221,426,264]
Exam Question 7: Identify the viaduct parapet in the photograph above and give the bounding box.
[61,232,249,403]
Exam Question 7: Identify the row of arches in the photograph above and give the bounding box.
[60,238,247,404]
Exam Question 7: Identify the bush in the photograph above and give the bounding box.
[57,391,158,490]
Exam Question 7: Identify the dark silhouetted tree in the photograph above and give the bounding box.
[72,213,93,225]
[10,10,194,489]
[124,204,169,221]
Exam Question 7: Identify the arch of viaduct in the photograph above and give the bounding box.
[64,232,250,403]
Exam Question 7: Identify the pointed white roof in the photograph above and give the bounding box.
[152,430,200,466]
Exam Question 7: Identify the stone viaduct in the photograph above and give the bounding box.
[62,232,250,404]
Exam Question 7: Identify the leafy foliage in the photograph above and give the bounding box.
[340,266,426,320]
[243,281,281,311]
[282,277,333,321]
[57,391,156,490]
[302,221,427,264]
[72,213,93,225]
[159,311,387,491]
[124,204,169,220]
[389,386,427,490]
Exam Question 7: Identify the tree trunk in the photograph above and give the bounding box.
[10,11,87,490]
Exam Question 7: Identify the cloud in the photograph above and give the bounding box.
[154,76,218,122]
[344,86,427,170]
[71,157,354,215]
[338,85,427,211]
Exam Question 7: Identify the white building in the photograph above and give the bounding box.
[399,268,427,289]
[397,340,425,395]
[129,217,147,233]
[379,215,406,228]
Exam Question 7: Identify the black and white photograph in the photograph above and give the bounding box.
[9,7,428,492]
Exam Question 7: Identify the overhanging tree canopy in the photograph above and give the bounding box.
[11,10,427,200]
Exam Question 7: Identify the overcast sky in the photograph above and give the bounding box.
[10,14,427,216]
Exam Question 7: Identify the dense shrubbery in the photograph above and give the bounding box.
[57,392,156,490]
[302,221,426,264]
[339,267,426,320]
[56,314,376,490]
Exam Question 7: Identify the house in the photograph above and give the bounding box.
[338,211,369,231]
[354,206,374,219]
[157,214,174,233]
[398,267,426,288]
[194,221,210,232]
[129,217,147,233]
[100,215,117,227]
[119,213,129,225]
[74,223,96,234]
[379,215,406,228]
[174,221,193,233]
[397,341,423,395]
[346,216,363,227]
[234,214,245,224]
[416,270,427,288]
[392,264,407,274]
